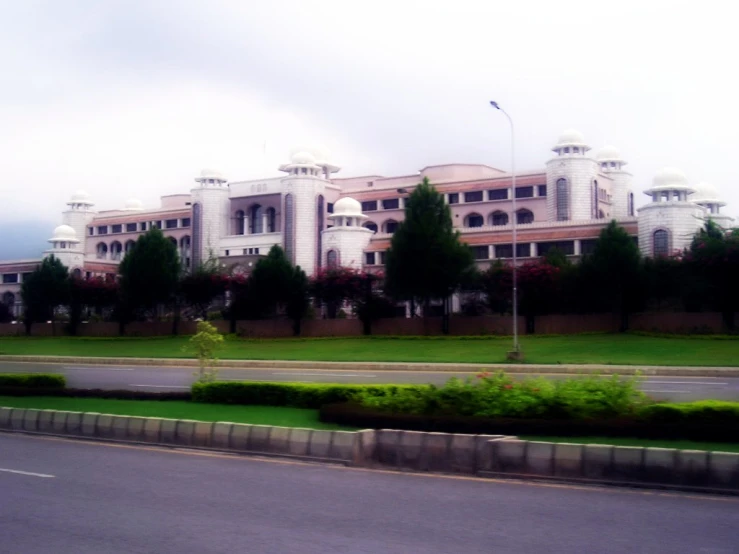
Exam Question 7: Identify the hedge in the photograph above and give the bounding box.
[0,374,66,389]
[318,402,739,442]
[0,387,189,401]
[191,381,420,409]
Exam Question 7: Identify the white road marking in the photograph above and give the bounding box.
[270,372,377,378]
[64,367,135,371]
[128,385,190,389]
[0,468,55,478]
[642,389,692,394]
[644,381,728,386]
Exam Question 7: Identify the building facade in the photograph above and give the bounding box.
[0,129,734,317]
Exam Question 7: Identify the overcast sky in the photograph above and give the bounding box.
[2,0,737,228]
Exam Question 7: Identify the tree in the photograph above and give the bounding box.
[68,276,119,335]
[585,220,643,331]
[180,258,230,320]
[480,260,512,315]
[20,255,69,335]
[118,228,181,320]
[285,266,310,336]
[248,245,299,318]
[185,321,224,382]
[517,261,560,333]
[384,178,474,332]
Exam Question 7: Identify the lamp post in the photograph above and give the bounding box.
[490,101,521,357]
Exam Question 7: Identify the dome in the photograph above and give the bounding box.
[69,190,92,204]
[49,224,79,242]
[198,168,225,181]
[556,129,586,145]
[124,198,143,210]
[651,167,691,190]
[332,197,363,217]
[596,145,622,161]
[690,182,725,206]
[290,151,317,165]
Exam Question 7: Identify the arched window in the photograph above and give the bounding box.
[284,194,294,263]
[96,242,108,260]
[516,209,534,224]
[179,236,192,268]
[125,240,136,254]
[593,180,599,219]
[234,210,245,235]
[465,213,484,228]
[383,220,398,233]
[490,211,509,226]
[250,204,263,234]
[628,193,635,216]
[110,241,123,261]
[598,209,605,219]
[266,207,277,233]
[556,178,569,221]
[71,268,82,279]
[168,237,178,250]
[2,291,15,306]
[653,230,669,257]
[364,222,378,233]
[327,249,339,269]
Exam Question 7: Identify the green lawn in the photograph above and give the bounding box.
[0,333,738,366]
[521,435,739,453]
[0,396,352,430]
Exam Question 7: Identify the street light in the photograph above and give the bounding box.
[490,101,521,357]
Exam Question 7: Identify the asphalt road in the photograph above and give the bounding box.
[1,433,737,554]
[2,361,739,402]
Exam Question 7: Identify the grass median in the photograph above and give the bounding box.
[521,436,739,453]
[0,396,354,430]
[0,333,738,365]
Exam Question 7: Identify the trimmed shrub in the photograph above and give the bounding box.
[0,387,189,400]
[640,400,739,425]
[191,381,419,409]
[0,374,66,389]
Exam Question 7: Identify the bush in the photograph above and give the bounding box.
[0,374,66,389]
[0,387,190,400]
[191,381,418,409]
[640,400,739,425]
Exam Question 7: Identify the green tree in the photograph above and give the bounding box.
[585,220,643,331]
[185,320,224,382]
[285,266,310,336]
[118,228,181,320]
[179,257,229,320]
[385,178,473,332]
[20,255,69,335]
[248,245,298,318]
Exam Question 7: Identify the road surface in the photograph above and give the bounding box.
[0,433,737,554]
[1,360,738,402]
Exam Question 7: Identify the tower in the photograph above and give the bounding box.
[279,150,335,276]
[546,129,599,222]
[44,225,85,272]
[321,197,373,270]
[690,182,735,230]
[61,190,95,256]
[637,167,706,258]
[190,169,229,268]
[596,145,633,219]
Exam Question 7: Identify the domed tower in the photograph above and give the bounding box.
[279,150,335,276]
[690,183,734,230]
[596,145,633,219]
[546,129,599,222]
[61,190,95,254]
[637,167,706,258]
[123,198,144,211]
[190,169,229,268]
[44,225,85,271]
[321,197,373,270]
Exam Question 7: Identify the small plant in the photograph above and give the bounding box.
[185,321,225,383]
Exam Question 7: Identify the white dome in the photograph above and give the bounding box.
[556,129,586,145]
[69,190,92,204]
[50,224,78,242]
[124,198,143,210]
[198,168,225,181]
[690,182,725,205]
[596,145,622,161]
[651,167,690,190]
[290,151,317,165]
[332,197,363,217]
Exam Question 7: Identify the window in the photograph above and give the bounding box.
[364,222,378,233]
[653,230,669,257]
[564,147,570,154]
[382,198,400,210]
[495,244,513,258]
[515,186,534,199]
[111,224,122,234]
[361,200,378,212]
[471,245,489,260]
[96,242,108,259]
[488,189,508,201]
[448,193,459,204]
[327,203,334,214]
[266,207,276,233]
[97,225,108,235]
[556,178,569,221]
[629,194,635,216]
[250,204,263,234]
[537,185,547,197]
[2,274,18,284]
[126,223,137,233]
[379,251,387,265]
[125,240,136,253]
[365,252,376,265]
[516,209,534,224]
[153,221,162,229]
[181,218,191,227]
[88,227,94,236]
[110,242,123,261]
[384,220,398,233]
[327,250,338,268]
[165,219,178,229]
[516,243,531,258]
[538,241,575,256]
[490,211,509,226]
[466,214,484,228]
[140,222,147,231]
[284,194,294,263]
[581,239,597,255]
[234,210,245,235]
[464,191,483,203]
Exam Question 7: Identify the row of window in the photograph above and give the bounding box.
[362,208,536,234]
[95,236,191,260]
[223,248,261,256]
[359,186,546,212]
[90,218,191,236]
[2,272,33,284]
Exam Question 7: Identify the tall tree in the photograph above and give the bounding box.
[118,228,180,320]
[180,256,229,320]
[384,178,473,332]
[248,245,298,318]
[585,220,643,331]
[20,255,69,335]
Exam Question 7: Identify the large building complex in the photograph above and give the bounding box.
[0,129,734,317]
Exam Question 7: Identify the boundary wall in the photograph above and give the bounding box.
[3,407,738,494]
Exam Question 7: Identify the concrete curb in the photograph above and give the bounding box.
[2,355,739,377]
[2,405,738,494]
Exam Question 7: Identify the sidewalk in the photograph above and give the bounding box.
[2,355,739,377]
